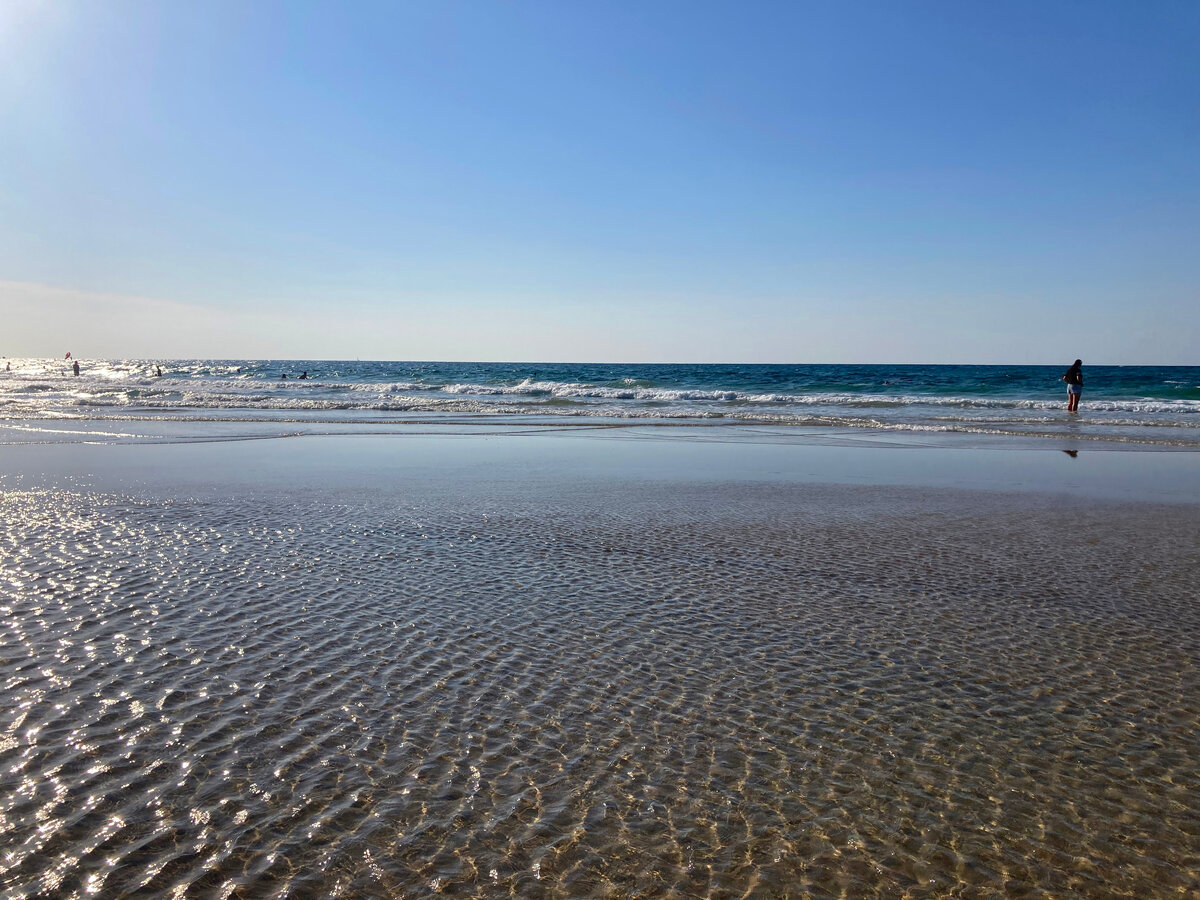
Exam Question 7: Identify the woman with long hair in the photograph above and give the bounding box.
[1062,359,1083,412]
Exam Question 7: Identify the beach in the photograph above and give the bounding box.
[2,425,1198,897]
[8,0,1200,891]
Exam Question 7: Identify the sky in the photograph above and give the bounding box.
[1,0,1197,364]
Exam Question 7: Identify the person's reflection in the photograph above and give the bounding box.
[1062,449,1079,458]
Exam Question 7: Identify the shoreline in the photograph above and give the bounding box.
[3,421,1199,507]
[4,412,1200,450]
[4,359,1200,452]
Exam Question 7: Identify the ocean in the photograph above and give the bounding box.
[3,359,1199,447]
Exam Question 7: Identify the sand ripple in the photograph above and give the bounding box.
[1,482,1198,897]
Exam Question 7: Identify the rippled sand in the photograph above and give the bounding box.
[2,475,1198,898]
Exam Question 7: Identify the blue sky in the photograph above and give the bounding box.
[2,0,1197,362]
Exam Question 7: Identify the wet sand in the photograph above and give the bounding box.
[1,431,1198,897]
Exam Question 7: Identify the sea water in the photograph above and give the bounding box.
[2,360,1199,447]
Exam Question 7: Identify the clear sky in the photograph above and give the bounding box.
[2,0,1197,363]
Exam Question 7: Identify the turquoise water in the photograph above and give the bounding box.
[3,360,1199,446]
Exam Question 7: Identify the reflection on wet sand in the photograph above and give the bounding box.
[1,481,1198,897]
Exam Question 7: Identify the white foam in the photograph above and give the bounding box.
[3,362,1199,449]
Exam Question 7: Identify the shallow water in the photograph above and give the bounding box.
[2,477,1199,898]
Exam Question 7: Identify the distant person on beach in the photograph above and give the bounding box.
[73,360,80,377]
[1062,359,1083,412]
[156,365,162,377]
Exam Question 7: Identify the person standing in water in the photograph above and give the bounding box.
[73,360,80,377]
[1062,359,1083,412]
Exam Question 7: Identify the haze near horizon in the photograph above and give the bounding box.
[2,1,1197,364]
